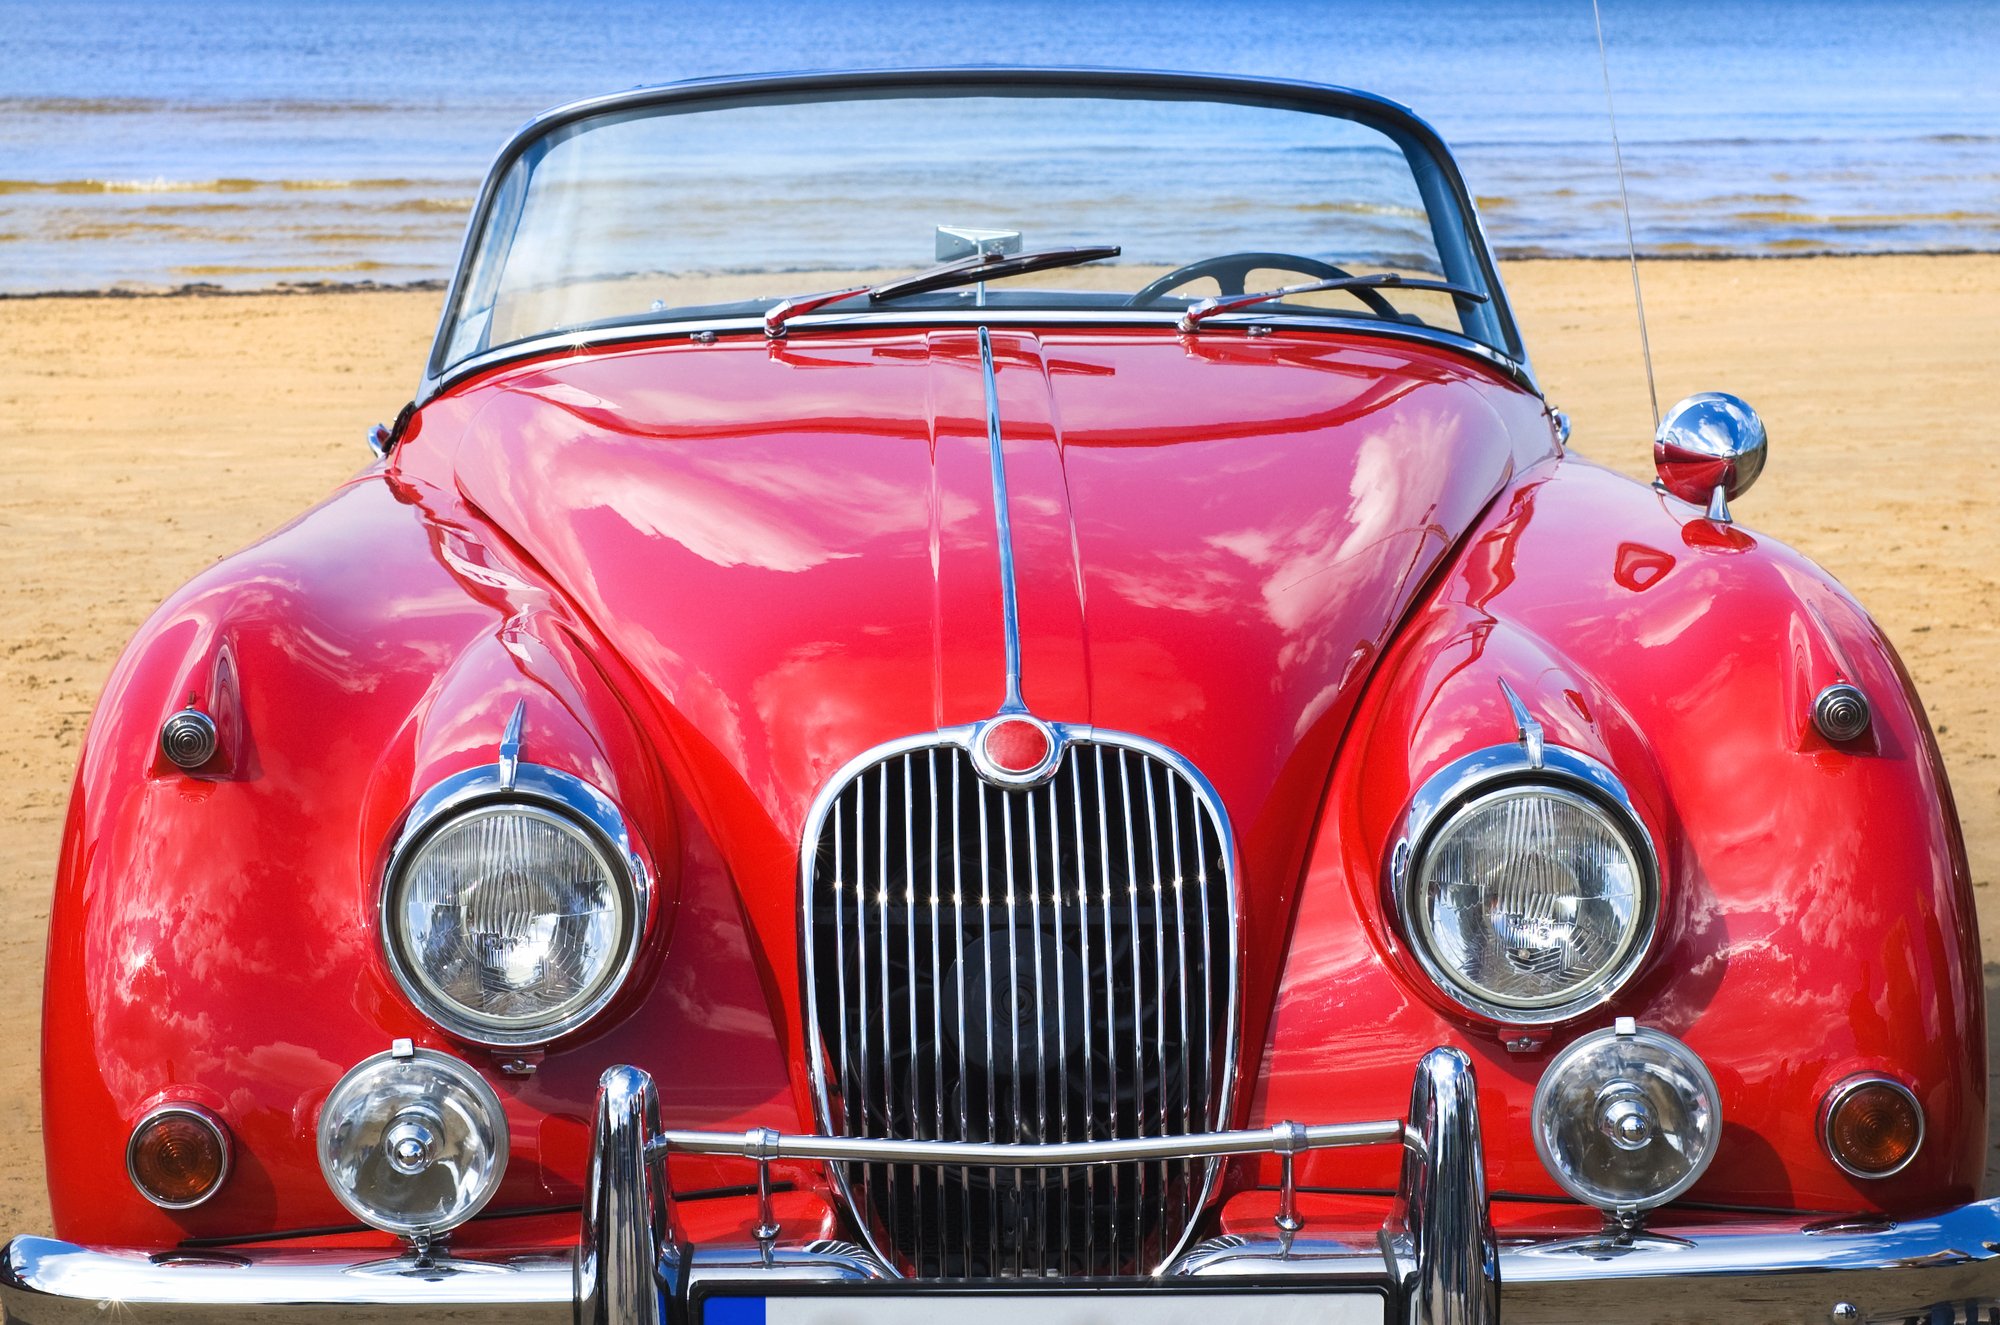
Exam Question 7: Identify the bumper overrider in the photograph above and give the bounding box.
[5,1050,2000,1325]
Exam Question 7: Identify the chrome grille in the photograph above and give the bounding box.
[802,730,1235,1278]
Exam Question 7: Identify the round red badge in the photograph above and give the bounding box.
[981,717,1052,774]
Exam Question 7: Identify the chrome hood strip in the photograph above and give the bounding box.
[977,327,1026,712]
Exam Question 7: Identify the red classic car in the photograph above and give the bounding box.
[2,68,1990,1325]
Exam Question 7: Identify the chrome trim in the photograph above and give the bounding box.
[125,1102,230,1211]
[968,712,1063,788]
[1529,1024,1721,1219]
[651,1119,1404,1166]
[976,327,1026,714]
[316,1046,509,1239]
[416,67,1536,403]
[1820,1074,1925,1179]
[159,707,218,771]
[366,423,392,459]
[0,1240,573,1324]
[797,721,1242,1277]
[380,758,651,1047]
[1813,682,1873,744]
[496,700,525,791]
[1389,741,1661,1026]
[1653,391,1768,512]
[1178,272,1486,334]
[1169,1234,1389,1277]
[579,1066,678,1325]
[1180,1207,2000,1325]
[15,1203,2000,1325]
[17,1053,2000,1325]
[426,308,1538,408]
[1497,1205,2000,1323]
[1390,1048,1497,1325]
[765,286,870,339]
[1170,1049,1497,1325]
[686,1241,892,1284]
[1496,678,1544,770]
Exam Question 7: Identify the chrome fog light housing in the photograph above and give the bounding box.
[1395,742,1658,1023]
[1533,1020,1720,1220]
[317,1046,508,1238]
[383,761,649,1047]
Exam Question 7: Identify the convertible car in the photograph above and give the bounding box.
[3,68,1991,1325]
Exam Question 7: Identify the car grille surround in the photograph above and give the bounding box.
[801,726,1237,1279]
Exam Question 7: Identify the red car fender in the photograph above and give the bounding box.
[39,470,811,1248]
[1249,456,1981,1220]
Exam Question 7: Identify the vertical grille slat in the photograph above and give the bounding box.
[901,754,920,1271]
[807,732,1233,1279]
[877,763,896,1244]
[1095,744,1122,1273]
[1143,758,1167,1238]
[1069,755,1097,1277]
[1168,780,1184,1232]
[1024,790,1049,1275]
[852,784,871,1218]
[1045,778,1070,1276]
[926,750,946,1274]
[1195,800,1217,1148]
[1117,751,1146,1263]
[950,757,973,1263]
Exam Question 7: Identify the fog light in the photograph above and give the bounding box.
[127,1104,230,1209]
[1533,1020,1720,1219]
[1822,1076,1923,1178]
[317,1046,508,1238]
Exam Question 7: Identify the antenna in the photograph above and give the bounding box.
[1589,0,1660,431]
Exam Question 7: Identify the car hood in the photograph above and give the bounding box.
[447,326,1535,1063]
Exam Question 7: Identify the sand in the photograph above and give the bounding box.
[1,254,1996,1233]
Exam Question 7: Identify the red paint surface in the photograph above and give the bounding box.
[41,324,1979,1253]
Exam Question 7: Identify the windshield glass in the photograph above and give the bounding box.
[439,84,1507,372]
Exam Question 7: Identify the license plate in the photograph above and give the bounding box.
[703,1291,1386,1325]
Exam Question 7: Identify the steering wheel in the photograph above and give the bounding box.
[1127,251,1405,320]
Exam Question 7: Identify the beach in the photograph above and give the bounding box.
[1,253,1997,1230]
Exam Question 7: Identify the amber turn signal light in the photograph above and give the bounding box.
[127,1105,230,1209]
[1822,1077,1923,1179]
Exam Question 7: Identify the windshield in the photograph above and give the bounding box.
[437,79,1511,375]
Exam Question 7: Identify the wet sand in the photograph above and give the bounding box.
[1,253,1996,1231]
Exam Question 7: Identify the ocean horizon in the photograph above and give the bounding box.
[2,0,1996,293]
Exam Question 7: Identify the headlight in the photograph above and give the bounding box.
[318,1046,507,1238]
[1396,747,1658,1023]
[384,767,646,1046]
[1533,1021,1720,1217]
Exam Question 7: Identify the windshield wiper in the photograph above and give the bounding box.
[764,244,1121,337]
[1176,272,1487,333]
[868,244,1121,302]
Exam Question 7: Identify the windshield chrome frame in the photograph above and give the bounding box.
[417,67,1537,404]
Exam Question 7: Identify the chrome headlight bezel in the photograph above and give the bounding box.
[381,761,651,1047]
[1390,742,1660,1025]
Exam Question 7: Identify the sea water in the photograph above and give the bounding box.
[1,0,1995,291]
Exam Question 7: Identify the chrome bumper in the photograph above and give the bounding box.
[5,1048,1999,1325]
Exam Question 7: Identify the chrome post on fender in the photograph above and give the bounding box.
[579,1066,682,1325]
[1389,1048,1497,1325]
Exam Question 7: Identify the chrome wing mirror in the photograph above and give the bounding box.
[1653,392,1767,524]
